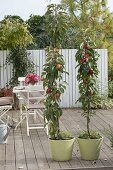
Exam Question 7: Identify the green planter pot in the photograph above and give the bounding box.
[49,138,75,161]
[77,137,103,160]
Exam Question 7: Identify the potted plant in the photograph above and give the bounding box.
[75,37,103,161]
[42,46,75,161]
[25,73,41,85]
[41,4,75,161]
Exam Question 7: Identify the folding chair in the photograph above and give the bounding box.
[0,96,14,142]
[17,77,26,117]
[0,97,13,126]
[22,85,48,136]
[18,77,25,86]
[14,77,26,129]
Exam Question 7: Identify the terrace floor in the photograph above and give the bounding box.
[0,108,113,170]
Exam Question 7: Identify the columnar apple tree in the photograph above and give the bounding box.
[42,47,67,139]
[75,37,99,136]
[41,4,68,139]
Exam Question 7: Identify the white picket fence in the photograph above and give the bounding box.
[0,49,108,107]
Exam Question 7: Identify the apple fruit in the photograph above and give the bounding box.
[53,48,59,53]
[83,43,89,49]
[46,88,52,94]
[56,64,63,70]
[55,92,61,99]
[88,69,93,75]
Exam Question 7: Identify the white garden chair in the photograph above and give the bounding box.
[14,77,26,129]
[0,96,15,142]
[18,85,48,136]
[0,97,13,127]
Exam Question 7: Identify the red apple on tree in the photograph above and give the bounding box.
[56,63,63,70]
[84,53,91,58]
[80,58,87,63]
[46,88,52,94]
[55,92,61,99]
[83,43,89,49]
[88,69,93,75]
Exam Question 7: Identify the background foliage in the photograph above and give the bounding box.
[6,46,34,87]
[0,0,113,96]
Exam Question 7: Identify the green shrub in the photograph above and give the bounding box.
[6,45,34,87]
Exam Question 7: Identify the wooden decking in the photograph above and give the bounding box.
[0,108,113,170]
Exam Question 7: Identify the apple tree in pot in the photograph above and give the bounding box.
[41,4,75,161]
[42,4,69,140]
[75,37,103,160]
[42,46,66,139]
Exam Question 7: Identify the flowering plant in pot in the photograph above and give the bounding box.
[25,73,41,85]
[75,37,103,161]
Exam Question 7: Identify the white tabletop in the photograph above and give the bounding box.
[13,86,27,93]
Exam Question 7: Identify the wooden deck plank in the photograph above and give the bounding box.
[74,109,113,167]
[91,111,113,166]
[36,111,72,169]
[57,117,83,169]
[0,143,5,170]
[30,131,49,170]
[0,109,113,170]
[63,109,112,167]
[13,115,28,170]
[37,130,61,169]
[5,130,16,170]
[5,110,16,170]
[60,110,93,168]
[21,127,40,170]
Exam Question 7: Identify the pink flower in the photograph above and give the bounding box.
[25,73,41,85]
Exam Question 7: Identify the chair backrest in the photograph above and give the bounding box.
[18,77,25,86]
[22,85,46,108]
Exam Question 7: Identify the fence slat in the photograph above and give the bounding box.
[0,49,108,108]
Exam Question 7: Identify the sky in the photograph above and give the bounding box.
[0,0,113,21]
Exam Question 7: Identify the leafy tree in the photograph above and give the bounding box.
[61,0,112,47]
[42,47,67,139]
[1,15,24,24]
[27,15,49,49]
[75,37,100,137]
[0,18,32,50]
[61,0,113,95]
[42,4,68,139]
[6,46,34,87]
[0,17,34,87]
[45,4,69,48]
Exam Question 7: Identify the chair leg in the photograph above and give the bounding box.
[33,110,36,120]
[14,116,26,130]
[26,109,29,136]
[19,99,23,121]
[45,118,49,135]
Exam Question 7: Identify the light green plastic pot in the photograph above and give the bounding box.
[49,138,75,161]
[77,137,103,160]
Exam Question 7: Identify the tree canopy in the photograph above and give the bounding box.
[0,17,32,50]
[0,0,113,81]
[61,0,113,80]
[27,15,49,49]
[61,0,113,48]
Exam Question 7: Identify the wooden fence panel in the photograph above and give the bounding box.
[0,49,108,108]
